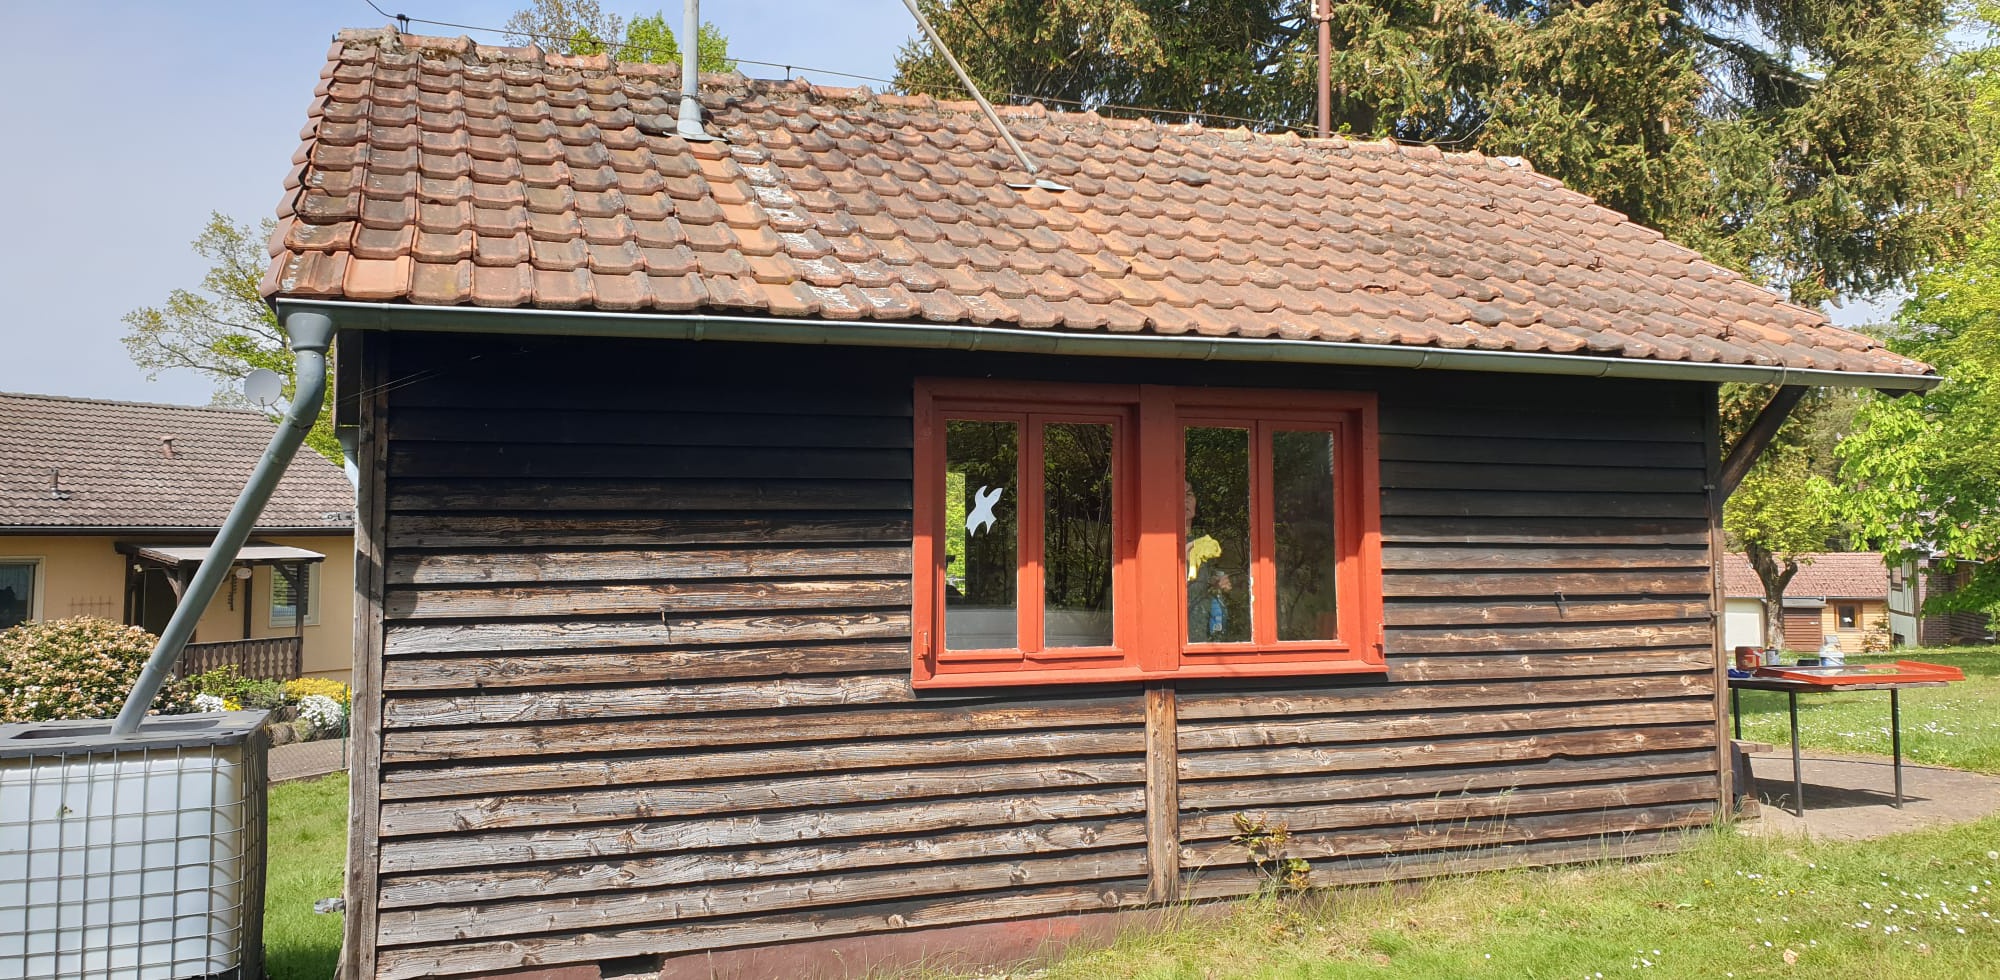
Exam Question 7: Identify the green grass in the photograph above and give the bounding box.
[1734,646,2000,774]
[953,820,2000,979]
[263,773,348,980]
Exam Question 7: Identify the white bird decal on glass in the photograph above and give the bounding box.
[966,485,1004,536]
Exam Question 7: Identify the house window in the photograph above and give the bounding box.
[1837,604,1858,630]
[914,381,1383,687]
[269,563,321,629]
[0,559,40,630]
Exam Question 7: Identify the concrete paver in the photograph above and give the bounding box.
[1742,750,2000,840]
[268,737,347,784]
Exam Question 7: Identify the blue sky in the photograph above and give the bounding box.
[0,1,1898,407]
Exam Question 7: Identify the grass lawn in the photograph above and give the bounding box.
[1733,646,2000,774]
[991,819,2000,979]
[263,773,348,980]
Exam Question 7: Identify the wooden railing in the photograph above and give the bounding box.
[178,636,303,681]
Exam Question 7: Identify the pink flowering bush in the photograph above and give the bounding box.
[0,617,193,722]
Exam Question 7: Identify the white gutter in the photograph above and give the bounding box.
[274,299,1940,392]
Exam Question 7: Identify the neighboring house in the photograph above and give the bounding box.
[0,392,355,681]
[267,30,1939,979]
[1888,557,1992,648]
[1722,552,1889,654]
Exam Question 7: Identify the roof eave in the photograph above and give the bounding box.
[278,299,1943,392]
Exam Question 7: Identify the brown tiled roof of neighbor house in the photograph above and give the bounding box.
[1723,552,1890,600]
[0,392,354,531]
[262,28,1933,381]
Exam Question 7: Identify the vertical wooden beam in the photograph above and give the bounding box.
[1144,683,1181,903]
[1705,384,1734,819]
[339,333,388,980]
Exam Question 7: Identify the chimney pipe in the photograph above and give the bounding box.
[1316,0,1331,138]
[675,0,722,142]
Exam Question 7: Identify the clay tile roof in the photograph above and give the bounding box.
[1722,553,1890,600]
[0,392,354,531]
[263,28,1932,381]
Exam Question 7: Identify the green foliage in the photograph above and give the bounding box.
[1230,812,1312,893]
[186,663,255,702]
[121,212,338,461]
[622,12,734,71]
[262,773,349,980]
[507,1,734,70]
[895,0,1986,304]
[0,618,189,722]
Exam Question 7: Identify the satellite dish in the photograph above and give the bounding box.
[243,369,284,411]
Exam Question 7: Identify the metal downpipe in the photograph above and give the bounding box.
[111,311,336,735]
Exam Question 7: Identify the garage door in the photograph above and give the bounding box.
[1782,608,1823,651]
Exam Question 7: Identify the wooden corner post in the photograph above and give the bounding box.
[1704,385,1733,819]
[1145,683,1181,903]
[339,333,389,980]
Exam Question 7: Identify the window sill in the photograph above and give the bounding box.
[911,657,1388,690]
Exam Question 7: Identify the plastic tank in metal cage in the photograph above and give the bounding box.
[0,712,269,980]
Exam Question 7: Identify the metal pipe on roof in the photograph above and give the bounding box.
[674,0,721,142]
[277,299,1942,392]
[111,311,335,736]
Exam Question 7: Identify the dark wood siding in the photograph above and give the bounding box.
[358,334,1718,978]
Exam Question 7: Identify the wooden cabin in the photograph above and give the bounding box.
[268,29,1937,980]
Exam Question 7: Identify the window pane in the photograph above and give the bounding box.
[945,420,1019,650]
[1185,427,1251,643]
[1273,429,1339,641]
[1044,422,1115,647]
[0,562,34,630]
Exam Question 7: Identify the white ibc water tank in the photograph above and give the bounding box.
[0,713,269,980]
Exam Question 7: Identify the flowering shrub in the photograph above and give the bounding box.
[0,617,193,722]
[284,677,350,703]
[191,693,241,713]
[297,694,346,736]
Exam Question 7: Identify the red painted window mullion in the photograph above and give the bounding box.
[1020,415,1046,657]
[1250,421,1278,648]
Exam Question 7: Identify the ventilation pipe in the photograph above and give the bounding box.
[112,311,335,736]
[675,0,722,142]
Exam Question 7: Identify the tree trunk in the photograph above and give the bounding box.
[1743,541,1801,652]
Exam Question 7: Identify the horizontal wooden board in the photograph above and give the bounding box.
[1177,699,1711,753]
[1180,748,1716,810]
[386,512,913,549]
[1384,568,1712,599]
[373,880,1148,980]
[1378,406,1702,443]
[383,610,909,657]
[387,444,911,481]
[387,545,912,585]
[1379,434,1707,468]
[1385,622,1712,655]
[388,478,912,512]
[1179,774,1715,841]
[1380,516,1711,546]
[383,673,924,728]
[379,758,1148,837]
[1177,724,1716,781]
[1383,597,1711,628]
[1384,649,1713,682]
[388,408,914,448]
[385,577,912,620]
[1380,461,1704,494]
[1383,489,1705,520]
[1382,544,1709,572]
[381,727,1146,799]
[383,696,1142,761]
[377,788,1148,873]
[384,373,914,417]
[379,818,1147,910]
[380,641,910,691]
[378,849,1148,947]
[1176,674,1711,721]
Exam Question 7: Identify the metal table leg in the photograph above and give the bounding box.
[1891,688,1904,808]
[1732,687,1742,740]
[1789,690,1804,816]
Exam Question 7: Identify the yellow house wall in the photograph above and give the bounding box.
[0,533,353,682]
[1817,599,1889,654]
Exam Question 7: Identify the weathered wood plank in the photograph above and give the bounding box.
[1180,749,1716,810]
[1177,699,1712,753]
[1383,598,1712,627]
[1179,775,1716,840]
[382,610,910,656]
[381,728,1146,799]
[384,577,912,620]
[382,673,924,728]
[1378,407,1702,442]
[1380,516,1711,546]
[381,696,1143,761]
[1382,545,1710,572]
[1384,649,1713,682]
[1380,461,1705,494]
[379,758,1147,837]
[387,444,911,481]
[1178,724,1716,781]
[1176,674,1711,721]
[1386,622,1712,655]
[386,512,913,549]
[388,478,912,512]
[379,641,910,691]
[1382,490,1705,520]
[378,788,1148,873]
[378,818,1147,910]
[389,408,914,448]
[385,374,913,417]
[1145,685,1179,904]
[373,881,1147,980]
[387,545,912,585]
[378,850,1148,946]
[1384,569,1712,599]
[1379,434,1707,468]
[341,333,389,980]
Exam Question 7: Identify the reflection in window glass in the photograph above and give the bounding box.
[1044,422,1115,647]
[1185,427,1251,643]
[1273,429,1339,641]
[0,561,34,630]
[945,420,1019,650]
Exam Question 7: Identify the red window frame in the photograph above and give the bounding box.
[914,380,1384,688]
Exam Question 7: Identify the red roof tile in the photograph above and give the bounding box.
[1723,553,1890,600]
[262,29,1932,380]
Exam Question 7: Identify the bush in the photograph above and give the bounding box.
[186,664,254,702]
[240,679,289,711]
[0,617,192,722]
[284,677,350,704]
[296,694,347,737]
